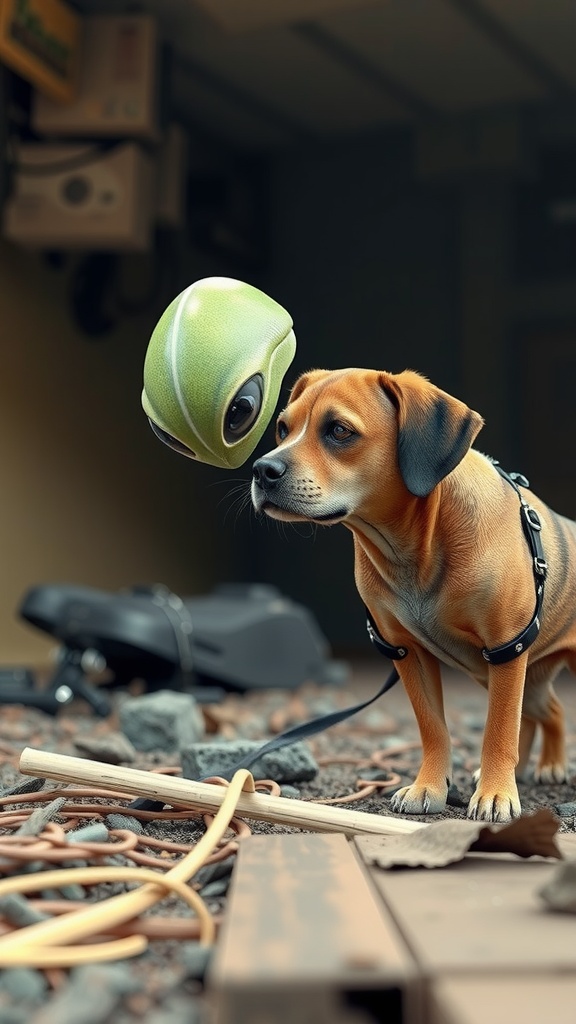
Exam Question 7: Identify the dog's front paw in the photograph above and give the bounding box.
[390,782,447,815]
[534,762,568,784]
[467,784,521,822]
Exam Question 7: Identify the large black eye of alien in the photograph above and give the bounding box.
[148,418,197,458]
[224,374,263,443]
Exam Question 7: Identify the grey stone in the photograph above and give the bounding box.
[65,823,109,844]
[0,969,46,1003]
[180,943,214,980]
[181,739,318,783]
[554,801,576,818]
[446,783,468,808]
[379,735,409,749]
[105,813,145,834]
[119,690,204,752]
[0,894,48,927]
[280,784,301,798]
[1,777,46,798]
[357,768,391,783]
[199,877,230,898]
[462,712,485,731]
[73,732,137,764]
[28,964,141,1024]
[0,1007,31,1024]
[193,856,235,890]
[16,798,66,837]
[539,859,576,912]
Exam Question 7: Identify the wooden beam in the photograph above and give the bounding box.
[208,832,422,1024]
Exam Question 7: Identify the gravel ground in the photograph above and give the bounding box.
[0,658,576,1023]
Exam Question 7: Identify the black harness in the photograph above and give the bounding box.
[366,463,548,671]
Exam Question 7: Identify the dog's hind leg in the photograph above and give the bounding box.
[522,659,568,784]
[533,688,567,783]
[516,715,537,781]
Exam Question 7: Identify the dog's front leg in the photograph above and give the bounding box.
[390,649,451,815]
[467,656,526,822]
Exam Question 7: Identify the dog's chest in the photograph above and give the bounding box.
[368,581,478,671]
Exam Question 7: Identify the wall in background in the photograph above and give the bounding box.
[232,128,576,654]
[231,131,463,651]
[0,240,232,664]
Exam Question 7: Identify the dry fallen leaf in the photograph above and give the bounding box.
[471,808,561,861]
[358,808,562,869]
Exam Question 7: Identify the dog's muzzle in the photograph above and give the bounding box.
[252,456,287,492]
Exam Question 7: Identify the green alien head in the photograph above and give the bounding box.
[142,277,296,469]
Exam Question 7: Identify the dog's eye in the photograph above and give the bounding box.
[224,374,263,442]
[277,420,289,441]
[148,418,197,458]
[328,422,353,442]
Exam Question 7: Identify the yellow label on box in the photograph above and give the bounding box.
[0,0,80,101]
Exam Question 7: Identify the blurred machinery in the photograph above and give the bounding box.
[2,12,188,251]
[0,582,347,716]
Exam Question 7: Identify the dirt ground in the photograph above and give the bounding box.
[1,658,576,1023]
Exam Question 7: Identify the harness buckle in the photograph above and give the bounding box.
[510,472,530,488]
[523,505,542,531]
[534,557,547,577]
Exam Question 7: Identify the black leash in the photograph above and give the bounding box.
[132,461,548,803]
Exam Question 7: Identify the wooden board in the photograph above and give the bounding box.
[429,974,576,1024]
[208,832,422,1024]
[356,833,576,976]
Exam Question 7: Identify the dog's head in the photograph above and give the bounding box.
[251,368,484,524]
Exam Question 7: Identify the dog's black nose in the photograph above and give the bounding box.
[252,457,287,490]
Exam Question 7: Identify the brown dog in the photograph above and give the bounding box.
[251,368,576,822]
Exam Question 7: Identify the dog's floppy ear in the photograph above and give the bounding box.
[379,370,484,497]
[288,369,332,404]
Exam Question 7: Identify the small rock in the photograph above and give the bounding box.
[199,877,230,899]
[73,732,137,764]
[539,859,576,912]
[280,785,301,798]
[0,969,46,1003]
[0,894,48,928]
[16,798,66,837]
[462,713,485,731]
[65,823,110,844]
[194,856,235,889]
[119,691,204,753]
[446,783,468,808]
[1,777,46,798]
[358,768,392,783]
[105,813,145,834]
[554,802,576,818]
[379,735,409,750]
[0,1006,32,1024]
[28,964,141,1024]
[180,943,214,981]
[181,739,318,783]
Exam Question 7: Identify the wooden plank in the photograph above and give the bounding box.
[208,832,422,1024]
[429,974,576,1024]
[355,833,576,976]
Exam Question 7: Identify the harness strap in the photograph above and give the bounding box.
[481,464,547,664]
[366,461,548,668]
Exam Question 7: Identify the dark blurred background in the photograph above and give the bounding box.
[0,0,575,662]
